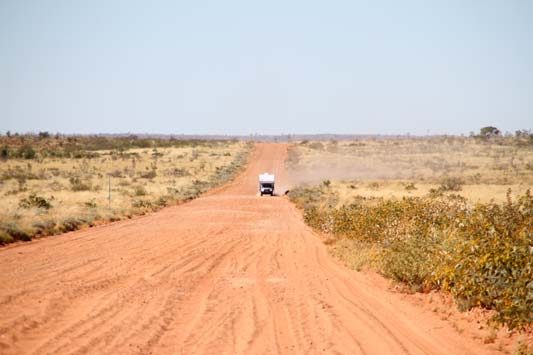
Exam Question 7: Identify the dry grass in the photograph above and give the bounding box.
[328,238,380,272]
[288,137,533,203]
[322,180,530,205]
[0,138,251,243]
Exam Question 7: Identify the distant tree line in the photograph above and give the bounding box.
[0,132,232,160]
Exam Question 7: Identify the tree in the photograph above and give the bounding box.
[479,126,501,138]
[0,146,9,159]
[18,145,36,159]
[515,129,530,138]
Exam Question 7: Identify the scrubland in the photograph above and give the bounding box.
[0,135,251,244]
[288,135,532,332]
[288,135,532,203]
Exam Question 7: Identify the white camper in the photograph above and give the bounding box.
[258,173,275,196]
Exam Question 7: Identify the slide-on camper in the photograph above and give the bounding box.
[258,173,275,196]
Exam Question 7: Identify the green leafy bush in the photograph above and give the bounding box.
[381,230,448,292]
[290,186,533,329]
[443,191,532,329]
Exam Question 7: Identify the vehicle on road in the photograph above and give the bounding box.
[259,173,275,196]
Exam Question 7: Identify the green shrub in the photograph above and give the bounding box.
[3,223,31,241]
[0,146,9,159]
[0,230,15,244]
[443,191,532,329]
[133,185,147,196]
[291,185,533,330]
[18,145,36,159]
[381,230,449,292]
[19,193,53,210]
[156,196,169,207]
[32,220,57,236]
[60,217,85,232]
[182,188,201,200]
[132,199,153,209]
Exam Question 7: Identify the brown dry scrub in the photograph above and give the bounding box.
[0,137,252,244]
[288,136,533,203]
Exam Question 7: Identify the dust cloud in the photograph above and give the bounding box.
[287,160,411,187]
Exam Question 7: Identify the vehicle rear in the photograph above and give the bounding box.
[258,173,275,196]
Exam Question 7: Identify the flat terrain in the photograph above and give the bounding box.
[0,138,249,243]
[288,138,532,203]
[0,143,499,354]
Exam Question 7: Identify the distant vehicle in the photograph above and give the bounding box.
[258,173,275,196]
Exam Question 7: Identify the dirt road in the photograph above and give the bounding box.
[0,143,495,354]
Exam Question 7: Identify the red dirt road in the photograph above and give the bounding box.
[0,144,496,354]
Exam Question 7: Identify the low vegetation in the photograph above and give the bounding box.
[0,134,251,245]
[288,132,533,203]
[288,131,533,331]
[290,185,532,330]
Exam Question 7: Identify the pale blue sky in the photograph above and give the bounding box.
[1,1,532,135]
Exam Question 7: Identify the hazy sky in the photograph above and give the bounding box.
[1,1,532,135]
